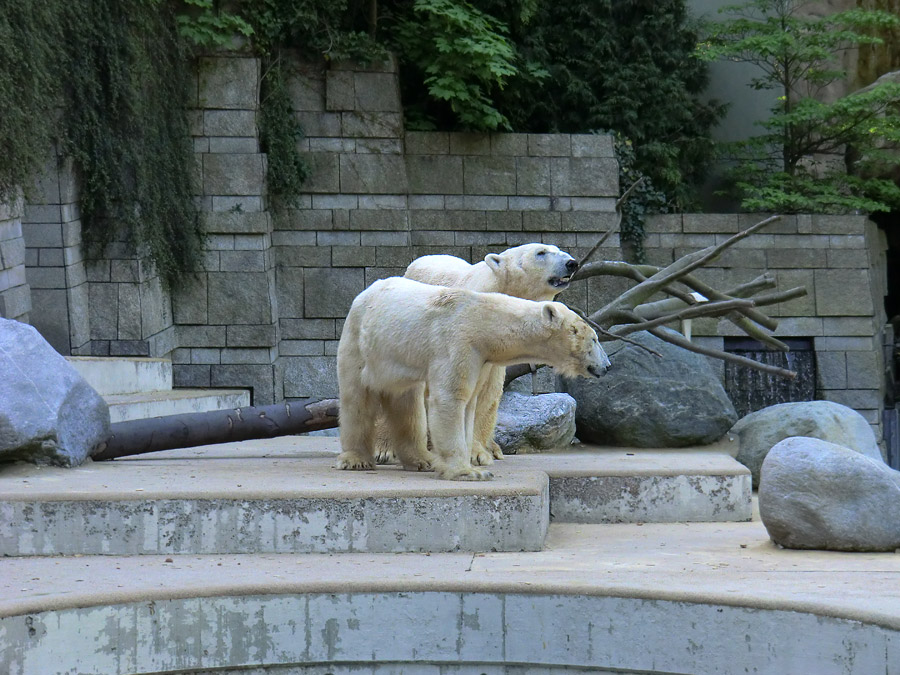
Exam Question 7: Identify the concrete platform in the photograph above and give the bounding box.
[0,437,752,556]
[0,441,548,556]
[2,520,899,674]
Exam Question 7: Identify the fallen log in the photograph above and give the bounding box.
[92,398,340,461]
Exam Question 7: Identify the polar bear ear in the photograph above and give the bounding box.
[484,253,503,272]
[543,303,560,324]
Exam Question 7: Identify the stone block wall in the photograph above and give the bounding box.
[0,194,31,322]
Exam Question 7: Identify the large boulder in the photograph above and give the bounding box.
[731,401,882,488]
[759,436,900,551]
[494,391,576,454]
[0,318,110,466]
[562,330,737,447]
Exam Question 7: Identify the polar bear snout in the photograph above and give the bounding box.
[585,342,611,378]
[547,255,579,289]
[565,258,579,273]
[587,364,606,378]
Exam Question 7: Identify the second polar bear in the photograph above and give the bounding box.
[337,277,609,481]
[375,243,579,467]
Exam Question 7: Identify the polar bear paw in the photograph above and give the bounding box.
[402,458,433,472]
[335,452,375,471]
[488,440,505,460]
[438,464,494,481]
[374,447,397,465]
[470,444,495,467]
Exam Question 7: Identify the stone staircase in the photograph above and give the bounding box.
[65,356,250,423]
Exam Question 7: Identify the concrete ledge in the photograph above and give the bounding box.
[0,451,549,555]
[512,448,752,523]
[66,356,172,396]
[105,388,252,423]
[2,522,899,674]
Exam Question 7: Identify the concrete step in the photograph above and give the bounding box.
[4,521,900,675]
[0,438,749,557]
[66,356,172,396]
[105,388,252,423]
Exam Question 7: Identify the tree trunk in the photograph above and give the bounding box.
[92,399,339,461]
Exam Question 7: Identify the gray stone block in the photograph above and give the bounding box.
[456,231,507,246]
[286,64,325,111]
[561,211,619,233]
[814,269,874,316]
[208,272,273,325]
[491,133,528,156]
[488,210,523,232]
[332,245,376,266]
[829,234,866,250]
[296,111,341,137]
[140,278,172,338]
[279,318,336,340]
[274,245,332,268]
[280,339,325,356]
[683,214,740,233]
[847,351,879,389]
[110,259,140,282]
[203,154,265,196]
[405,132,449,154]
[23,205,62,225]
[1,238,26,267]
[190,348,221,364]
[410,210,485,231]
[376,248,415,267]
[282,356,338,397]
[444,195,507,210]
[516,157,552,195]
[523,211,562,232]
[772,270,816,317]
[463,157,516,195]
[766,248,827,268]
[360,232,408,247]
[220,250,267,272]
[571,197,616,211]
[358,195,407,209]
[342,112,403,138]
[198,57,259,110]
[817,351,847,389]
[209,137,258,154]
[644,214,683,233]
[277,208,332,231]
[449,133,491,155]
[340,154,408,193]
[317,231,359,246]
[827,249,869,268]
[815,336,876,351]
[204,110,256,137]
[220,348,275,365]
[173,364,211,388]
[276,266,305,318]
[212,364,275,404]
[117,283,142,340]
[356,138,403,154]
[23,223,62,248]
[304,267,364,318]
[552,157,618,197]
[26,266,65,289]
[349,209,409,231]
[410,230,455,246]
[308,137,356,153]
[177,324,227,348]
[811,215,867,235]
[0,284,31,321]
[528,134,571,156]
[571,133,614,157]
[234,234,269,251]
[109,339,151,357]
[822,317,876,336]
[509,196,551,211]
[87,283,117,340]
[326,70,355,111]
[406,156,464,194]
[271,231,316,247]
[29,289,70,353]
[354,72,402,112]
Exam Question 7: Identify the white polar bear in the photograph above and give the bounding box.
[375,243,579,467]
[336,277,609,481]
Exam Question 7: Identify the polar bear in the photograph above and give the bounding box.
[336,277,609,481]
[375,243,579,467]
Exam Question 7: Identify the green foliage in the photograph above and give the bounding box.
[612,133,669,264]
[495,0,725,209]
[63,0,204,288]
[392,0,524,130]
[175,0,254,49]
[698,0,900,214]
[0,3,64,201]
[259,57,310,207]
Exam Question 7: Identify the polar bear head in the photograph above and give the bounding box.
[484,244,578,301]
[540,302,611,379]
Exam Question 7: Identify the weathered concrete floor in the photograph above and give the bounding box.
[2,519,900,632]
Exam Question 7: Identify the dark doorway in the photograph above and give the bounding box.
[723,337,816,418]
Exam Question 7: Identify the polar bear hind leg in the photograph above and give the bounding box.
[471,366,506,463]
[381,385,432,472]
[336,386,378,470]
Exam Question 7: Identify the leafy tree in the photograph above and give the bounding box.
[698,0,900,214]
[496,0,725,209]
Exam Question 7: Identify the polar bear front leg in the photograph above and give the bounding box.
[427,392,493,481]
[373,416,397,465]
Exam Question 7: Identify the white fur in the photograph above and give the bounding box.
[337,277,609,481]
[381,243,579,466]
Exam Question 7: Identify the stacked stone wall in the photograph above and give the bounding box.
[0,195,30,322]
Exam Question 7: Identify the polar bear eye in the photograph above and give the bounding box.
[536,250,546,256]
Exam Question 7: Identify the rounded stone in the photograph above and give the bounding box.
[494,391,576,454]
[759,436,900,551]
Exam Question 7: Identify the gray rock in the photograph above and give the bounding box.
[759,436,900,551]
[731,401,882,488]
[562,330,737,447]
[0,318,110,466]
[494,391,576,454]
